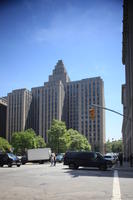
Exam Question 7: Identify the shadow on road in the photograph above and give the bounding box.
[62,163,133,179]
[63,167,114,178]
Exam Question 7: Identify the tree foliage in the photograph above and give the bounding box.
[0,137,11,152]
[112,140,123,153]
[105,139,123,153]
[105,140,112,153]
[35,135,46,148]
[47,120,91,153]
[67,129,91,151]
[11,129,46,155]
[47,120,68,153]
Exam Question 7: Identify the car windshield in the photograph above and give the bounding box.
[7,153,17,159]
[96,152,104,158]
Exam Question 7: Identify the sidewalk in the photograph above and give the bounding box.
[114,161,133,172]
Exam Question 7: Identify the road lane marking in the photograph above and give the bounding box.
[112,170,121,200]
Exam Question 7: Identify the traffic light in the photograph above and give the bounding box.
[89,108,95,120]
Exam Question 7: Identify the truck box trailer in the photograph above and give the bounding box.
[21,148,51,164]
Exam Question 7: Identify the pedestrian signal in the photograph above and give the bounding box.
[89,108,95,120]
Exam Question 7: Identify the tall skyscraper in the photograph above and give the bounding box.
[31,60,70,142]
[5,60,105,153]
[6,89,32,141]
[31,60,105,153]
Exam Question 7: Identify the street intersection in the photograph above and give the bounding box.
[0,162,133,200]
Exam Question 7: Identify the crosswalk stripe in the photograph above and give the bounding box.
[111,170,121,200]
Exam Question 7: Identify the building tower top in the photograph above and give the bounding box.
[48,60,70,85]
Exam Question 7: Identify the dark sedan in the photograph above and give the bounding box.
[0,153,21,167]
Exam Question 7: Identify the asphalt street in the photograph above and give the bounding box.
[0,162,133,200]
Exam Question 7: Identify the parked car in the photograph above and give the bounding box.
[64,151,113,170]
[0,153,21,167]
[104,154,116,165]
[56,154,64,163]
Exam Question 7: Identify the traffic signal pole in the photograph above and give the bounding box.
[91,104,130,121]
[91,104,123,116]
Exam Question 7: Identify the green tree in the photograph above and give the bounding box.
[11,129,46,155]
[105,139,123,153]
[105,139,112,153]
[47,120,91,153]
[112,140,123,153]
[0,137,11,152]
[11,129,36,155]
[35,135,46,148]
[67,129,91,151]
[57,131,71,153]
[47,119,68,153]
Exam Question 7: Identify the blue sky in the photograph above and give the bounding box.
[0,0,124,141]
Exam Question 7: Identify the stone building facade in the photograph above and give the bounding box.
[6,89,32,141]
[122,0,133,160]
[31,60,105,153]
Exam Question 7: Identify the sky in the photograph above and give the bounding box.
[0,0,125,141]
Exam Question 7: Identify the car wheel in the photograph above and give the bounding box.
[8,163,12,167]
[17,164,20,167]
[21,161,26,165]
[0,164,3,167]
[69,163,75,169]
[69,163,78,169]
